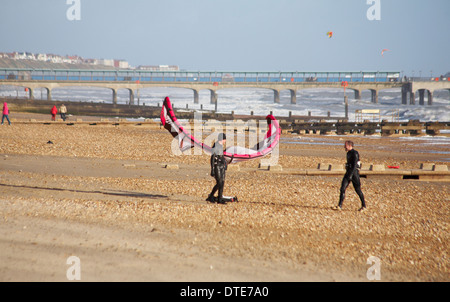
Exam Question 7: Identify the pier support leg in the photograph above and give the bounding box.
[419,89,425,105]
[112,89,117,105]
[129,89,134,105]
[28,88,34,100]
[371,89,378,103]
[402,86,408,104]
[410,91,415,105]
[47,88,52,101]
[273,90,280,103]
[354,89,361,100]
[290,89,297,104]
[210,90,217,104]
[193,89,199,104]
[344,96,348,119]
[427,90,433,105]
[402,83,413,105]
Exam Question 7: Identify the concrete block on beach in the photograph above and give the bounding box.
[316,163,344,171]
[360,163,373,171]
[163,164,179,170]
[329,164,345,171]
[258,163,282,171]
[269,165,283,172]
[258,163,269,170]
[370,164,385,171]
[227,165,240,171]
[432,165,448,171]
[420,163,435,170]
[317,163,331,170]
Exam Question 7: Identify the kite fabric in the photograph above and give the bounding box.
[160,96,281,164]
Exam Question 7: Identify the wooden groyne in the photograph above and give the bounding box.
[2,97,344,122]
[279,120,450,137]
[9,115,450,138]
[11,118,163,129]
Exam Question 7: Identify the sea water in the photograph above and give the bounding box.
[1,85,449,122]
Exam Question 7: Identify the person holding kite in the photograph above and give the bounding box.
[160,96,278,203]
[206,133,228,204]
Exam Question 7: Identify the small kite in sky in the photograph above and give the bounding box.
[326,31,333,38]
[381,49,390,56]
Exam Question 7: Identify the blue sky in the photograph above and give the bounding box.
[1,0,449,76]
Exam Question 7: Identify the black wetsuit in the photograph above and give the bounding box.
[208,142,228,203]
[339,149,366,208]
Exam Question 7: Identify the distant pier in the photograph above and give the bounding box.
[2,69,448,106]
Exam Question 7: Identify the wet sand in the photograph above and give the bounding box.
[0,113,448,282]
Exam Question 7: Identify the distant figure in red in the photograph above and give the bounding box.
[51,105,58,121]
[2,102,11,125]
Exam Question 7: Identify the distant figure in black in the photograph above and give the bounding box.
[333,140,366,211]
[206,133,228,204]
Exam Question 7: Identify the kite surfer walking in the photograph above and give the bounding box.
[206,133,228,204]
[333,140,366,211]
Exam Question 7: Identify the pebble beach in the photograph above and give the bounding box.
[0,112,448,282]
